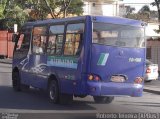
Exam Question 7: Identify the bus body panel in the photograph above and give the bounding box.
[27,54,48,89]
[87,81,143,97]
[46,51,85,94]
[90,45,145,83]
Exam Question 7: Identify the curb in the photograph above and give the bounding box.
[143,88,160,95]
[0,60,12,64]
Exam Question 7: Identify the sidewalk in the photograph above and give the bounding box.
[0,58,12,64]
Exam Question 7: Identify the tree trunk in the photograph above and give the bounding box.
[63,0,72,18]
[64,8,67,18]
[43,0,55,18]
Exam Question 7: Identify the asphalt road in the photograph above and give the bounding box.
[0,63,160,119]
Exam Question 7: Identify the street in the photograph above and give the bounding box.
[0,63,160,119]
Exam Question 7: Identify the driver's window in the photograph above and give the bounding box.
[16,33,30,51]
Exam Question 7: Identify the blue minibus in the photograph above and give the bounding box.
[12,15,146,104]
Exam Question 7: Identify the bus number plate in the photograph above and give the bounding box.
[110,75,125,83]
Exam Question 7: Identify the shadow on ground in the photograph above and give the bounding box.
[0,86,95,110]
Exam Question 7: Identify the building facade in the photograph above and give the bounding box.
[83,0,122,16]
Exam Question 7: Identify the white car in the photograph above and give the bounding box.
[145,60,159,82]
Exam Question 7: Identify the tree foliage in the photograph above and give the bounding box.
[151,0,160,32]
[0,0,84,30]
[138,5,150,13]
[0,0,29,30]
[125,5,135,15]
[0,0,9,18]
[126,5,151,22]
[41,0,84,18]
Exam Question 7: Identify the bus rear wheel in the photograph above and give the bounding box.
[93,96,114,104]
[48,80,59,104]
[12,71,21,91]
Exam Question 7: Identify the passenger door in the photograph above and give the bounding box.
[29,26,48,88]
[13,27,32,85]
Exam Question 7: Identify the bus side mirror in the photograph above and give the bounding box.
[12,34,18,42]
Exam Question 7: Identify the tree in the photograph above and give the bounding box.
[125,5,135,15]
[126,5,151,22]
[10,0,84,20]
[42,0,84,18]
[5,6,29,29]
[0,0,84,30]
[137,5,150,21]
[125,5,137,20]
[0,0,29,30]
[151,0,160,32]
[138,5,150,13]
[0,0,9,18]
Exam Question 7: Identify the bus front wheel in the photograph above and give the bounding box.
[48,80,59,104]
[12,71,21,91]
[93,96,114,104]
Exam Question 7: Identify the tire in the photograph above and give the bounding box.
[93,96,114,104]
[12,71,21,91]
[48,80,59,104]
[48,79,73,104]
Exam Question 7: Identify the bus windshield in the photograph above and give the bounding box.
[93,22,145,48]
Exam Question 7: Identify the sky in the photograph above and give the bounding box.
[121,0,157,12]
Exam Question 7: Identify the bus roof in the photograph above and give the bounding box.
[23,15,145,28]
[91,16,145,27]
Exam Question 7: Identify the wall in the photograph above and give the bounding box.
[83,0,120,16]
[0,31,14,58]
[147,40,160,71]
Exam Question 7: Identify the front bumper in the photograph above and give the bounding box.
[87,81,143,97]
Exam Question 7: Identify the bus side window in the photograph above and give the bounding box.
[32,26,47,54]
[75,34,83,55]
[48,35,56,55]
[47,25,64,55]
[64,34,82,56]
[64,23,84,56]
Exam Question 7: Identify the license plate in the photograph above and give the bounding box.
[110,75,126,83]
